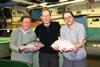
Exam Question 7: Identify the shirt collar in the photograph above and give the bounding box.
[20,27,31,34]
[67,22,76,29]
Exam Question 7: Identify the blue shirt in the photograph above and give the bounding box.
[60,22,86,60]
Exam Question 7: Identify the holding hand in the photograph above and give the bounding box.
[34,42,44,48]
[31,45,40,52]
[25,41,44,52]
[71,45,79,53]
[51,44,59,51]
[18,46,29,53]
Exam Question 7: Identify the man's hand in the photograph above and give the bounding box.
[53,45,59,51]
[71,45,79,53]
[31,45,40,52]
[34,43,44,48]
[18,46,28,53]
[51,43,59,51]
[72,40,84,53]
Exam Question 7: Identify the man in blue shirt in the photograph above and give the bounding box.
[53,11,87,67]
[61,11,87,67]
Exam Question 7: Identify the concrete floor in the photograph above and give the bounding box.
[59,54,100,67]
[87,56,100,67]
[32,53,100,67]
[1,53,100,67]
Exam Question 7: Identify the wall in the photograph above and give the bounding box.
[69,1,100,15]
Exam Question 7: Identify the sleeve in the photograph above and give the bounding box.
[78,24,86,40]
[56,22,61,36]
[60,27,65,39]
[9,30,19,52]
[34,26,39,37]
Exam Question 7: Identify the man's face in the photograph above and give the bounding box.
[21,18,31,31]
[64,13,74,26]
[41,10,51,24]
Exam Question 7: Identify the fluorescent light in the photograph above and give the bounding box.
[47,0,85,8]
[27,2,47,9]
[12,0,33,4]
[39,2,47,7]
[59,0,68,2]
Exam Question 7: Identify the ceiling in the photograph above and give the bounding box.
[0,0,99,8]
[0,0,59,5]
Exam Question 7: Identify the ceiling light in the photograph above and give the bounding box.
[47,0,85,8]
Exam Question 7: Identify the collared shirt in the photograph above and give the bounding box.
[21,27,31,35]
[9,27,37,64]
[60,22,86,60]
